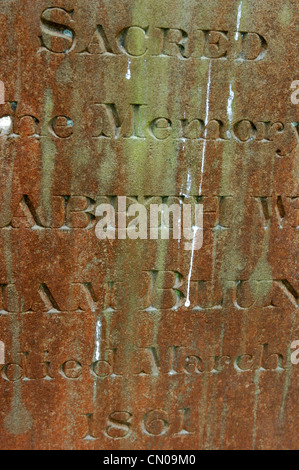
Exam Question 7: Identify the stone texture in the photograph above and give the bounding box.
[0,0,298,450]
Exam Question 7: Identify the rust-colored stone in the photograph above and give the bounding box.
[0,0,298,450]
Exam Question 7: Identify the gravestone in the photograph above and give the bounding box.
[0,0,298,450]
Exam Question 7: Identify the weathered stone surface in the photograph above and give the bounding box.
[0,0,298,450]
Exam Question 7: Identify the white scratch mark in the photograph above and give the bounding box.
[93,316,102,402]
[227,82,235,124]
[94,317,102,361]
[126,59,131,80]
[199,61,212,195]
[227,2,243,137]
[180,168,192,199]
[235,1,243,40]
[185,226,199,307]
[0,116,12,135]
[227,82,235,138]
[178,198,183,248]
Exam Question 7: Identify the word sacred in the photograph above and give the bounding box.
[40,7,267,61]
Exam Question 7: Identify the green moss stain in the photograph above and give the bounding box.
[2,231,33,436]
[41,88,56,223]
[56,57,73,84]
[114,1,185,414]
[278,3,293,27]
[5,375,33,436]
